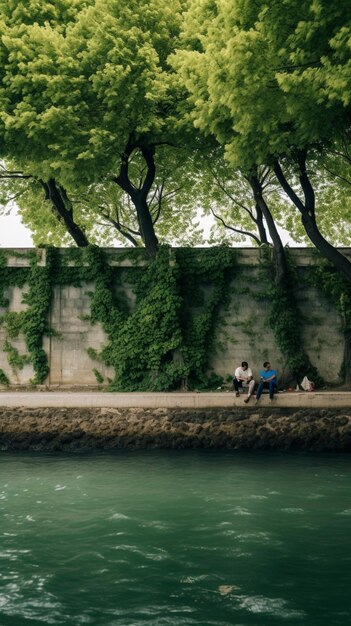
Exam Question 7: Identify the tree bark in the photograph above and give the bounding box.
[255,203,269,245]
[114,138,159,259]
[41,179,89,247]
[343,329,351,385]
[274,154,351,386]
[132,194,159,258]
[248,174,288,286]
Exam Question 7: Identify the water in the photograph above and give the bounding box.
[0,451,351,626]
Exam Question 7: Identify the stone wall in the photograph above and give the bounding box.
[0,248,348,387]
[1,407,351,451]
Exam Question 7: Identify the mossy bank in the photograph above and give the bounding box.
[1,407,351,452]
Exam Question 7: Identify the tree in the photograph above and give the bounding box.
[172,0,348,382]
[0,0,195,256]
[270,153,351,247]
[0,145,206,247]
[172,0,351,278]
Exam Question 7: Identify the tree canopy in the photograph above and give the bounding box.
[172,0,351,167]
[0,0,351,260]
[171,0,351,280]
[0,0,201,255]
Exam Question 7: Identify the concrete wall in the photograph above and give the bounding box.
[210,248,345,384]
[0,248,347,387]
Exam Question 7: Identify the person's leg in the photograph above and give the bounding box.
[269,380,276,399]
[256,381,264,401]
[233,378,242,397]
[244,379,255,403]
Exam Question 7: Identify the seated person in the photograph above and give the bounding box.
[255,361,277,401]
[233,361,255,403]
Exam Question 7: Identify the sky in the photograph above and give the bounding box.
[0,207,33,247]
[0,204,296,248]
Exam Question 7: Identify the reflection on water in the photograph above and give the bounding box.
[0,450,351,625]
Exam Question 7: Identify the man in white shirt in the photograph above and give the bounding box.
[233,361,255,403]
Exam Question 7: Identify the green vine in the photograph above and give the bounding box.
[175,247,235,389]
[0,248,56,385]
[3,339,31,373]
[85,246,185,391]
[21,249,56,384]
[82,245,236,390]
[259,247,323,386]
[0,368,10,386]
[1,245,340,391]
[309,255,351,382]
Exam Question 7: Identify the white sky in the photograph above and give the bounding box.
[0,205,296,248]
[0,208,34,247]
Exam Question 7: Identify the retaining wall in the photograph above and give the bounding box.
[1,407,351,451]
[0,248,348,387]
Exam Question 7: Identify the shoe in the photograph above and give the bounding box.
[244,395,251,403]
[235,392,240,398]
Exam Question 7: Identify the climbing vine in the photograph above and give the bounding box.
[84,246,184,390]
[0,248,56,384]
[79,245,236,391]
[0,244,340,391]
[309,255,351,383]
[258,247,323,386]
[175,247,235,389]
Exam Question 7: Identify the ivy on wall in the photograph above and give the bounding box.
[0,245,344,390]
[83,246,235,391]
[258,247,323,386]
[175,247,235,389]
[310,255,351,383]
[0,249,55,384]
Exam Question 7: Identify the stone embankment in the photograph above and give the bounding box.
[1,407,351,451]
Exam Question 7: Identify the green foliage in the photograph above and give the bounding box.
[85,246,184,390]
[82,245,235,390]
[0,251,29,307]
[0,368,9,386]
[0,249,56,385]
[3,339,30,373]
[259,248,323,386]
[175,247,235,388]
[92,368,104,384]
[3,311,26,339]
[172,0,351,168]
[0,0,187,184]
[20,249,56,384]
[308,253,351,383]
[311,256,351,332]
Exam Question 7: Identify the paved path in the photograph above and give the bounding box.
[0,391,351,409]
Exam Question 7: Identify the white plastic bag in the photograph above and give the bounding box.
[300,376,315,392]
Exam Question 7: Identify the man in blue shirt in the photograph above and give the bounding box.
[255,361,277,402]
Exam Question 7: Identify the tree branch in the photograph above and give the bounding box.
[274,160,306,212]
[210,207,262,245]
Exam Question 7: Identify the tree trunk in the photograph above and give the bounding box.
[42,179,89,247]
[301,211,351,283]
[255,204,269,245]
[114,139,159,259]
[274,157,351,285]
[248,175,288,286]
[342,329,351,385]
[132,194,159,259]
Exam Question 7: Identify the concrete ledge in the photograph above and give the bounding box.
[0,391,351,409]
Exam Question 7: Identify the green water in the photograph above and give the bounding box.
[0,451,351,626]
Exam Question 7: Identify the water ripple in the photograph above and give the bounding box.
[234,594,307,619]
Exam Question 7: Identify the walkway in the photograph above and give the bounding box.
[0,390,351,409]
